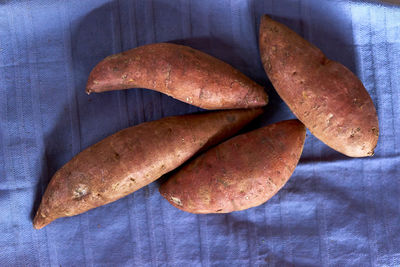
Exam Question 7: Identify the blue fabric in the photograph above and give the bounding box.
[0,0,399,266]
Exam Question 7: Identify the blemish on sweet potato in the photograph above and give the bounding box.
[320,57,330,65]
[170,196,183,206]
[106,54,120,60]
[372,127,379,137]
[226,115,236,123]
[73,184,89,199]
[112,183,120,190]
[217,178,229,188]
[267,62,272,71]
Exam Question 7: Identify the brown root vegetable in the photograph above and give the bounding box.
[33,109,263,229]
[86,43,268,110]
[159,120,306,213]
[259,15,379,157]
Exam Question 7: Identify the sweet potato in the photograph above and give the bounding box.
[159,120,306,213]
[259,15,379,157]
[86,43,268,110]
[33,109,263,229]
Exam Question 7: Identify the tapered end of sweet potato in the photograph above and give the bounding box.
[260,14,271,25]
[33,209,54,230]
[85,54,130,94]
[249,90,269,108]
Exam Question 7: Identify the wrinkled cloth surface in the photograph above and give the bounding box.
[0,0,399,266]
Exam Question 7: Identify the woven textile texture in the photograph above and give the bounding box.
[0,0,399,266]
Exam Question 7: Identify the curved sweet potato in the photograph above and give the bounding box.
[259,15,379,157]
[86,43,268,110]
[33,108,263,229]
[159,120,306,213]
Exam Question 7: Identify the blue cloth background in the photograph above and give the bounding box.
[0,0,399,266]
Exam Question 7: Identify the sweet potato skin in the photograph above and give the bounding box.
[259,15,379,157]
[159,120,306,213]
[86,43,268,110]
[33,109,263,229]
